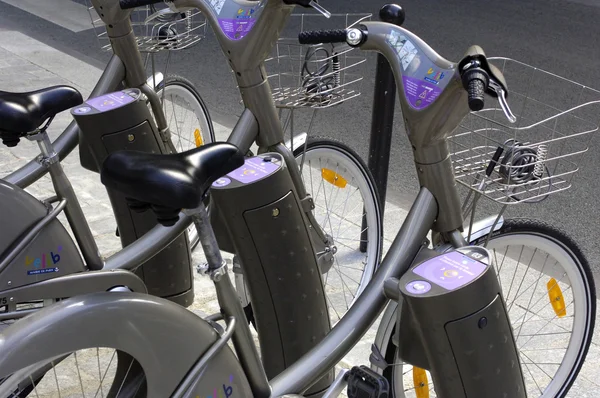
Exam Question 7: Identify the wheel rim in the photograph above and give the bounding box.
[485,233,590,397]
[157,82,213,246]
[296,145,381,324]
[0,349,143,397]
[390,231,592,398]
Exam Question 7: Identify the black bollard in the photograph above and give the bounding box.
[360,4,405,253]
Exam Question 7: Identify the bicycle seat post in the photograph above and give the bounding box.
[25,122,104,270]
[184,204,270,397]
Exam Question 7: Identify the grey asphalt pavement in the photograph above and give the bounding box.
[1,0,600,279]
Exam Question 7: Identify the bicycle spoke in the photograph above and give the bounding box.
[332,258,351,309]
[74,351,86,397]
[114,357,135,398]
[521,358,545,395]
[508,248,538,313]
[94,350,117,398]
[51,360,63,398]
[29,374,40,398]
[521,350,556,383]
[505,245,526,303]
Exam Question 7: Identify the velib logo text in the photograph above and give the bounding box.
[198,375,234,398]
[25,245,62,276]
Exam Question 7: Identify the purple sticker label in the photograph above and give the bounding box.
[86,92,135,112]
[212,177,232,188]
[219,18,257,40]
[412,251,486,291]
[228,157,278,184]
[405,280,432,295]
[402,76,442,110]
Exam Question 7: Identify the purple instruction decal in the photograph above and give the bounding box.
[402,76,442,110]
[219,18,257,40]
[218,7,258,40]
[228,157,278,184]
[87,92,135,112]
[412,251,486,291]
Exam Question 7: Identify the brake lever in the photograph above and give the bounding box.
[489,80,517,123]
[309,0,331,18]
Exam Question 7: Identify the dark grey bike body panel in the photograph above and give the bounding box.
[395,247,525,397]
[0,181,86,291]
[71,90,194,306]
[270,188,438,395]
[211,153,333,394]
[0,292,253,398]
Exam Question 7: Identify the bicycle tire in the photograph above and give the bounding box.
[376,218,595,398]
[240,136,383,328]
[157,75,215,248]
[293,136,383,324]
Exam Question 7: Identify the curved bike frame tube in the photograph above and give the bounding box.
[269,187,438,396]
[356,21,470,233]
[4,55,126,189]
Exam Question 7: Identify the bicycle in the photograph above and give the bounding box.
[0,2,595,397]
[0,0,382,394]
[1,0,384,324]
[1,0,217,307]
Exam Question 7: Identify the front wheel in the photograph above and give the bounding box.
[156,75,215,247]
[375,218,596,398]
[293,136,383,325]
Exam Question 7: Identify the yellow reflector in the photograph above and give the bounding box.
[194,129,203,147]
[321,168,347,188]
[413,367,429,398]
[547,278,567,317]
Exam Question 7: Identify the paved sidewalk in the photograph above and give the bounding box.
[1,29,600,397]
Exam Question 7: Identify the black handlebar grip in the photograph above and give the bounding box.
[298,30,347,45]
[119,0,162,9]
[467,77,486,111]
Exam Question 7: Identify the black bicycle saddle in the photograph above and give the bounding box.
[0,85,83,146]
[101,143,244,225]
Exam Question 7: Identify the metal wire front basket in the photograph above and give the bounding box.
[449,58,600,204]
[265,13,371,109]
[87,3,207,53]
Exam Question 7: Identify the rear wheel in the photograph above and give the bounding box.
[293,137,383,325]
[376,218,595,398]
[156,75,214,247]
[0,349,145,398]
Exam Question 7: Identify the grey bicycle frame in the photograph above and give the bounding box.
[3,0,329,274]
[0,12,507,396]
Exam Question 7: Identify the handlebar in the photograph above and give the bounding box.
[119,0,162,9]
[298,30,347,45]
[461,66,490,112]
[297,26,514,119]
[466,79,486,111]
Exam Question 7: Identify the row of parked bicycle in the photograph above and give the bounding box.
[0,0,597,397]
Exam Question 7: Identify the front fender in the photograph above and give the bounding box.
[0,292,216,397]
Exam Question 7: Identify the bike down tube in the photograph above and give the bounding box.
[4,55,125,189]
[269,187,438,396]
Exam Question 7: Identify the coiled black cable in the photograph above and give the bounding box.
[497,139,551,203]
[301,45,341,102]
